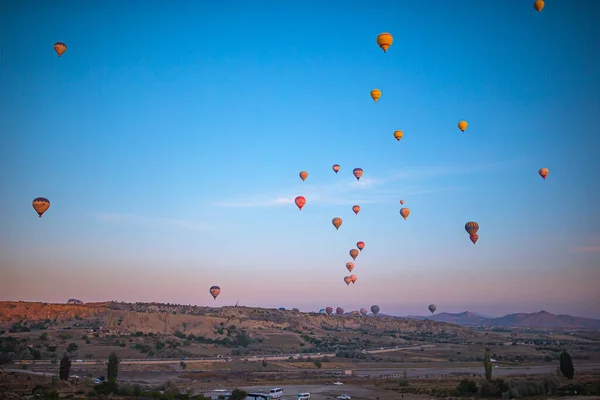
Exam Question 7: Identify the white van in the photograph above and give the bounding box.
[269,388,283,399]
[297,393,310,400]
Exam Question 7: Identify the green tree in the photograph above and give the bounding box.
[107,352,119,382]
[59,354,71,380]
[231,389,248,400]
[483,348,493,381]
[67,342,79,353]
[314,360,322,368]
[559,350,575,379]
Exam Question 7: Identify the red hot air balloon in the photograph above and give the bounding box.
[295,196,306,210]
[356,241,365,251]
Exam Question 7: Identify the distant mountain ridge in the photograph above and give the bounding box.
[406,310,600,329]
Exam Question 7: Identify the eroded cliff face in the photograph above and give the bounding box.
[0,301,485,341]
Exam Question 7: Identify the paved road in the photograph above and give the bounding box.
[12,344,436,366]
[5,362,600,383]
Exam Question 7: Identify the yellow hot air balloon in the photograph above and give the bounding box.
[370,89,381,103]
[53,42,67,57]
[394,130,403,141]
[349,249,359,260]
[458,120,468,132]
[32,197,50,218]
[332,217,343,230]
[400,208,410,220]
[533,0,545,12]
[299,171,308,182]
[376,32,393,53]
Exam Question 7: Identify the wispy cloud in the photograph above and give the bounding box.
[213,161,511,208]
[91,212,211,231]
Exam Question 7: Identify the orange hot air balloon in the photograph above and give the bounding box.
[295,196,306,210]
[332,217,343,230]
[458,120,468,132]
[357,241,365,251]
[32,197,50,218]
[376,32,393,53]
[344,276,352,286]
[53,42,67,57]
[352,205,361,215]
[470,233,479,244]
[539,168,549,180]
[299,171,308,182]
[400,199,405,205]
[400,208,410,220]
[353,168,363,181]
[209,285,221,300]
[533,0,545,12]
[350,275,357,284]
[332,164,340,174]
[349,249,359,260]
[346,262,354,273]
[465,221,479,236]
[370,89,381,103]
[394,130,404,141]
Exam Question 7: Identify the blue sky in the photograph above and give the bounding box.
[1,1,599,318]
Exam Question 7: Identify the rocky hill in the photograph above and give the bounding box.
[0,301,495,342]
[409,310,600,329]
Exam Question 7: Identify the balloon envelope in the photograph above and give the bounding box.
[332,164,340,174]
[376,32,393,53]
[299,171,308,182]
[370,89,381,103]
[352,205,360,215]
[356,241,365,251]
[533,0,545,11]
[394,130,403,141]
[539,168,549,179]
[332,217,343,230]
[349,249,359,260]
[428,304,437,314]
[346,262,354,272]
[458,120,468,132]
[295,196,306,210]
[400,208,410,220]
[371,305,380,315]
[53,42,67,57]
[325,307,333,315]
[32,197,50,218]
[209,286,221,300]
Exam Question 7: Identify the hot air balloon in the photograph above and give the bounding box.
[344,276,352,286]
[360,308,368,316]
[533,0,545,12]
[292,308,299,312]
[539,168,549,180]
[350,275,357,284]
[352,205,361,215]
[336,307,344,315]
[394,130,404,141]
[319,308,326,314]
[470,233,479,244]
[400,199,405,205]
[356,241,365,251]
[332,217,343,230]
[279,307,286,311]
[353,168,363,181]
[458,120,468,132]
[349,249,359,260]
[465,221,479,236]
[371,305,380,316]
[209,286,221,300]
[370,89,381,103]
[325,306,333,315]
[295,196,306,210]
[333,164,340,174]
[53,42,67,57]
[299,171,308,182]
[376,32,393,53]
[400,208,410,220]
[346,262,355,273]
[428,304,437,314]
[32,197,50,218]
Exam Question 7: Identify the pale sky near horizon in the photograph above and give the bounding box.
[1,1,599,319]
